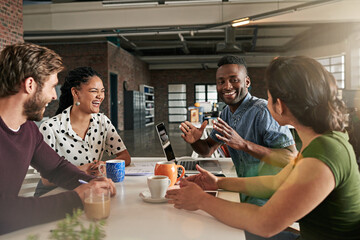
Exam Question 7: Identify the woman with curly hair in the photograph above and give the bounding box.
[35,66,131,197]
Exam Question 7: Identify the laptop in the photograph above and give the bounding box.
[155,122,223,174]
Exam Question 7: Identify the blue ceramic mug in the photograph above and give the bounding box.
[99,160,125,183]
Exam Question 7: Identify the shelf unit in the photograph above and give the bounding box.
[140,84,155,126]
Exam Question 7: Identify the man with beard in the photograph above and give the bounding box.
[180,56,297,206]
[0,43,116,235]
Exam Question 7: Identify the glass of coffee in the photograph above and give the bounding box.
[84,188,111,221]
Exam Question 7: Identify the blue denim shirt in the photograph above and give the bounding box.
[210,93,295,205]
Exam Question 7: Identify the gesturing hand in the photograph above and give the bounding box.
[180,120,208,144]
[185,165,219,190]
[213,117,247,150]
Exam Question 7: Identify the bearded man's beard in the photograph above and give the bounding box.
[23,88,48,121]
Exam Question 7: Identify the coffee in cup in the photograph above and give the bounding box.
[84,188,110,220]
[154,161,185,187]
[147,175,171,199]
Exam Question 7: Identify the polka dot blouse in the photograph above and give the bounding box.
[39,106,126,166]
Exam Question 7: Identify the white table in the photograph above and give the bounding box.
[3,157,246,240]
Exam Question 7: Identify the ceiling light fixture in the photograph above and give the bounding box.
[230,0,336,28]
[103,0,157,7]
[103,0,222,7]
[231,17,250,27]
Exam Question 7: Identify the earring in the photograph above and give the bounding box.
[75,101,80,106]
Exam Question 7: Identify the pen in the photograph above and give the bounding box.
[78,179,88,184]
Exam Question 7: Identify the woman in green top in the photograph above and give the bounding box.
[166,56,360,240]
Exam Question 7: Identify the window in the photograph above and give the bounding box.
[195,84,218,103]
[168,84,187,123]
[317,55,345,89]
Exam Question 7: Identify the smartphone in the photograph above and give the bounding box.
[155,122,176,161]
[214,173,226,177]
[205,191,218,197]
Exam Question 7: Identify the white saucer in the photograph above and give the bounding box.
[139,190,168,203]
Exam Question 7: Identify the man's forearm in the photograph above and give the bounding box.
[47,158,95,190]
[190,139,216,157]
[0,191,83,235]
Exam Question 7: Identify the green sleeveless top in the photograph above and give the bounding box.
[298,131,360,240]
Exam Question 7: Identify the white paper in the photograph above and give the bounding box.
[125,162,156,175]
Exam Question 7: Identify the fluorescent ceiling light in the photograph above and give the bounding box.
[103,0,222,7]
[165,0,221,5]
[103,1,157,7]
[230,0,336,27]
[231,17,250,27]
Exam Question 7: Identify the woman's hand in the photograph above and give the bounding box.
[115,150,131,166]
[78,160,105,176]
[166,179,208,211]
[185,165,219,190]
[213,117,247,150]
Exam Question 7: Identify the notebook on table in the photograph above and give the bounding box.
[155,122,223,174]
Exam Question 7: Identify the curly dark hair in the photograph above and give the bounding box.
[56,66,101,115]
[218,55,247,68]
[0,43,63,97]
[265,56,346,134]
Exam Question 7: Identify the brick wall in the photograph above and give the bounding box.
[150,67,267,124]
[40,42,109,119]
[36,40,267,129]
[108,43,151,130]
[0,0,23,51]
[38,41,151,131]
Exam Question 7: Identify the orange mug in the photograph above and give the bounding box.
[154,161,185,187]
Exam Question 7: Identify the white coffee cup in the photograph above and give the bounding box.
[147,175,171,199]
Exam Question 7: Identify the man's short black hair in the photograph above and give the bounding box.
[217,55,247,69]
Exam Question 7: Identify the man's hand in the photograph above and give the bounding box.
[74,177,116,202]
[166,179,208,211]
[186,165,219,190]
[180,120,208,144]
[213,117,247,150]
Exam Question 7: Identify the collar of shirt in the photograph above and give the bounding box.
[224,93,253,129]
[60,106,96,142]
[231,92,253,117]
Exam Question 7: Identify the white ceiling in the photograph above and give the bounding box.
[23,0,360,69]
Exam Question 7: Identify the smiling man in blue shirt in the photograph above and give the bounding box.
[180,56,297,206]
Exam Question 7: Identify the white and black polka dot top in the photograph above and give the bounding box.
[39,106,126,166]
